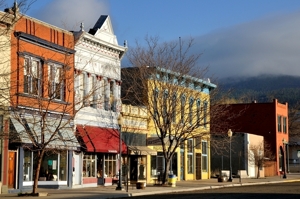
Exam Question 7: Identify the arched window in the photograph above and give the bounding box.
[189,98,194,125]
[181,95,186,123]
[196,100,201,126]
[172,94,177,123]
[153,89,159,120]
[203,101,208,128]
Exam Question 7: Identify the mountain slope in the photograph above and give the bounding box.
[219,75,300,107]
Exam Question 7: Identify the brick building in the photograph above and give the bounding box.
[0,5,77,193]
[211,99,288,176]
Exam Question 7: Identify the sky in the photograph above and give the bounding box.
[3,0,300,79]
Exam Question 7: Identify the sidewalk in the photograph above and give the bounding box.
[2,174,300,199]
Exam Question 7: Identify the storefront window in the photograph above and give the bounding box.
[170,153,177,175]
[97,154,103,178]
[59,151,67,181]
[30,150,68,181]
[151,155,157,177]
[138,156,146,180]
[150,153,178,177]
[23,151,32,181]
[187,139,194,173]
[33,151,59,181]
[0,115,2,181]
[202,141,208,172]
[83,154,96,177]
[104,154,116,177]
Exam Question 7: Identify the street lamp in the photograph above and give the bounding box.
[282,138,287,179]
[116,112,124,190]
[228,129,233,182]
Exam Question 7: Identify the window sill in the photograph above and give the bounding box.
[18,93,70,105]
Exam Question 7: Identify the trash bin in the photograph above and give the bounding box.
[168,174,177,187]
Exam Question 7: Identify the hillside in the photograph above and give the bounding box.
[218,75,300,107]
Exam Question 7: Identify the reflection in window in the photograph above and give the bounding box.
[203,102,208,128]
[59,151,67,181]
[104,154,116,177]
[83,154,96,177]
[24,57,42,95]
[23,151,32,181]
[172,94,177,123]
[196,100,201,126]
[181,95,186,123]
[187,139,194,173]
[189,98,194,125]
[277,115,282,132]
[202,141,208,172]
[33,151,59,181]
[283,117,287,133]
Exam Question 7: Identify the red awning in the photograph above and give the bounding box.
[76,125,127,153]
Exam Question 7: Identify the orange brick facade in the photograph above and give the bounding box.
[0,14,75,193]
[212,99,288,176]
[10,16,75,114]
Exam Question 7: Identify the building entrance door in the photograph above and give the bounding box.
[180,151,184,180]
[74,153,81,185]
[196,153,201,180]
[8,151,16,188]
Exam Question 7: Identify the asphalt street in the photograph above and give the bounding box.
[118,181,300,199]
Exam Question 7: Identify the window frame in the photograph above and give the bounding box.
[277,115,282,132]
[196,100,201,126]
[181,95,186,124]
[24,56,42,96]
[187,139,194,174]
[48,63,64,101]
[283,117,287,133]
[203,101,208,128]
[202,141,208,172]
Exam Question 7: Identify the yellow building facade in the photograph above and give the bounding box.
[121,67,216,183]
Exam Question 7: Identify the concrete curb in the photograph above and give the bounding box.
[127,178,300,197]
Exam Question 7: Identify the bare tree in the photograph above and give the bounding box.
[248,141,275,179]
[122,36,223,184]
[288,102,300,139]
[0,3,104,194]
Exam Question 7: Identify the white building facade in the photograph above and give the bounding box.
[73,15,127,187]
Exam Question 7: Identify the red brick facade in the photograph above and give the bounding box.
[212,99,288,176]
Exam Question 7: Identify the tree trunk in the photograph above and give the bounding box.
[256,166,260,179]
[32,150,45,194]
[162,158,171,184]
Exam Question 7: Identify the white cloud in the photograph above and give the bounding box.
[31,0,110,31]
[194,11,300,79]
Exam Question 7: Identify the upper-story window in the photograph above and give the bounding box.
[48,64,64,101]
[196,100,201,126]
[153,89,159,119]
[203,101,208,128]
[277,115,282,132]
[202,141,208,172]
[172,94,177,123]
[163,90,168,118]
[189,98,194,125]
[180,95,186,124]
[283,117,287,133]
[24,57,42,95]
[88,75,96,108]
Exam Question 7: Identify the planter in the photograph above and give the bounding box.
[218,176,228,182]
[136,182,146,189]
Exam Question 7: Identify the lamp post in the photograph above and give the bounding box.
[297,151,300,173]
[282,138,287,179]
[116,113,124,190]
[228,129,233,182]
